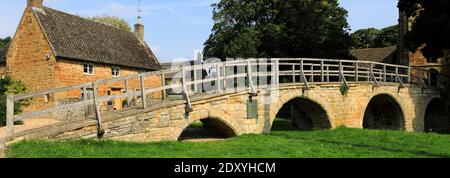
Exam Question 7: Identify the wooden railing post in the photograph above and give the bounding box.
[300,59,304,83]
[181,66,193,112]
[355,61,359,82]
[339,61,343,82]
[140,74,147,109]
[6,94,15,142]
[407,67,411,84]
[92,83,105,137]
[321,60,325,82]
[82,87,87,102]
[274,59,280,85]
[300,59,310,89]
[247,60,257,95]
[326,66,330,82]
[292,64,296,83]
[395,67,399,84]
[222,62,227,92]
[216,64,221,93]
[124,79,131,105]
[193,65,199,94]
[383,65,387,82]
[161,75,166,99]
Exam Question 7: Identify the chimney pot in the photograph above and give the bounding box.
[27,0,43,8]
[134,16,144,40]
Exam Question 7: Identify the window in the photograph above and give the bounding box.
[112,67,120,77]
[83,64,94,75]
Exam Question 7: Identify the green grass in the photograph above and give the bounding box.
[6,119,450,158]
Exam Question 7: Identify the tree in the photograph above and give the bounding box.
[0,77,28,126]
[374,25,399,48]
[87,15,132,32]
[0,36,11,48]
[350,28,381,49]
[203,0,352,60]
[350,25,399,49]
[398,0,450,59]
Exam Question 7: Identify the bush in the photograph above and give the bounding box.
[340,83,349,96]
[0,77,27,126]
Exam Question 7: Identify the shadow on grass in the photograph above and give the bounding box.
[271,119,298,131]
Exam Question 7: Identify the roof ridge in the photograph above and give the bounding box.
[40,6,136,36]
[33,6,160,70]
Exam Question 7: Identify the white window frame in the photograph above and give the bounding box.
[112,67,121,78]
[83,63,94,75]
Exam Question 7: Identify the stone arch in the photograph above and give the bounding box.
[270,89,333,131]
[175,109,241,140]
[362,93,406,130]
[424,98,449,134]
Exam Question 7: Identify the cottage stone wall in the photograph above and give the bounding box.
[5,8,162,117]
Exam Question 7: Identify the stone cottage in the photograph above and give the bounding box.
[5,0,162,112]
[399,10,449,86]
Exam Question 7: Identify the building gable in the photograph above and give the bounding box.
[33,7,160,71]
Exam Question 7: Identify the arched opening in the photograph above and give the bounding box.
[363,94,405,130]
[273,98,331,131]
[178,118,236,141]
[425,99,449,134]
[429,69,439,87]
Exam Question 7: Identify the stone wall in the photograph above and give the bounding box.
[6,8,58,112]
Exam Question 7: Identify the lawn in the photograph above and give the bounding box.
[6,119,450,158]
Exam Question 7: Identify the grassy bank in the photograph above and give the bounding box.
[6,120,450,158]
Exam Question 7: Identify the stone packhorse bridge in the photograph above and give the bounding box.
[2,58,449,143]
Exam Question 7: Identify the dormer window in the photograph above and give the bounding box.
[112,67,120,77]
[83,64,94,75]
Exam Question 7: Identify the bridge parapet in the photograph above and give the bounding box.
[3,58,437,142]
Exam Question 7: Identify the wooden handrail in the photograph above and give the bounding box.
[6,57,424,140]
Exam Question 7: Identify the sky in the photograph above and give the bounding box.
[0,0,398,62]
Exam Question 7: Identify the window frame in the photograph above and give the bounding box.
[83,63,95,75]
[111,67,121,78]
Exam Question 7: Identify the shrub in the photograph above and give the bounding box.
[340,83,349,96]
[0,77,27,126]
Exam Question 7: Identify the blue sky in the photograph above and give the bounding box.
[0,0,398,62]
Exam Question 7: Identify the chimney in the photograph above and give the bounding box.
[134,16,144,40]
[27,0,43,9]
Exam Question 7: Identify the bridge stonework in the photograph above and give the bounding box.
[14,83,439,142]
[5,58,448,143]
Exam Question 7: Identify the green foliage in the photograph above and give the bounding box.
[0,36,11,48]
[398,0,450,59]
[7,127,450,158]
[350,25,399,49]
[0,77,28,126]
[204,0,352,60]
[87,15,132,32]
[340,83,349,96]
[350,28,381,49]
[374,25,399,47]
